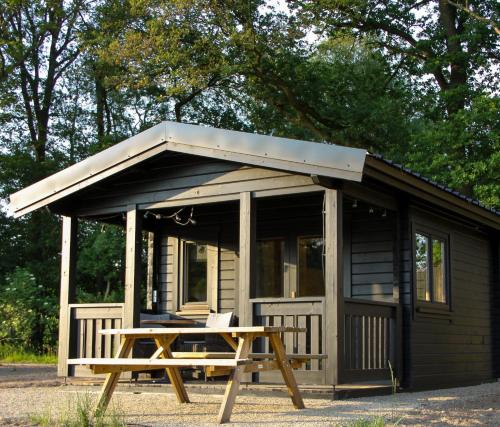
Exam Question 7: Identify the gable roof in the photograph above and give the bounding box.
[8,121,366,217]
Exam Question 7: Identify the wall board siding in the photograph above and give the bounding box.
[72,155,316,215]
[406,208,494,390]
[347,204,395,302]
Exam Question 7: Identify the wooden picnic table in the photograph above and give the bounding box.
[68,326,306,424]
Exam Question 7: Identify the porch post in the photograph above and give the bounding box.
[238,192,255,326]
[124,205,142,328]
[57,216,77,377]
[146,232,155,311]
[324,189,344,385]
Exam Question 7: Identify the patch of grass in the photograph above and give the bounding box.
[0,343,57,364]
[347,417,387,427]
[346,415,404,427]
[30,391,125,427]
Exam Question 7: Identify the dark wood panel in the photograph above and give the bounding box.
[407,207,494,390]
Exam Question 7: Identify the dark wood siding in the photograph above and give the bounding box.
[69,154,316,216]
[159,236,175,313]
[398,203,413,389]
[346,202,395,302]
[408,208,494,389]
[493,236,500,378]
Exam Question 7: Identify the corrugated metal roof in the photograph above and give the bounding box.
[9,121,366,217]
[368,153,500,217]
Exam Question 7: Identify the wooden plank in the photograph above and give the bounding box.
[146,232,155,310]
[324,189,343,385]
[95,337,135,414]
[238,192,255,327]
[95,319,103,358]
[220,333,238,351]
[310,315,320,371]
[217,334,254,424]
[124,206,142,329]
[269,333,305,409]
[104,319,112,358]
[69,357,251,367]
[57,216,77,377]
[155,336,190,403]
[86,319,94,358]
[99,327,306,336]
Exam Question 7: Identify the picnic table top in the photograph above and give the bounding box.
[99,326,306,335]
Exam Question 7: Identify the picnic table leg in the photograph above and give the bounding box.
[220,333,238,351]
[269,333,305,409]
[217,334,253,424]
[95,337,135,414]
[155,337,190,403]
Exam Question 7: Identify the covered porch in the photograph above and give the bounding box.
[59,187,401,387]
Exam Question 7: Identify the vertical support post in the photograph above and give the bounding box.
[57,216,77,377]
[238,192,255,327]
[124,205,142,329]
[146,232,155,311]
[324,189,343,385]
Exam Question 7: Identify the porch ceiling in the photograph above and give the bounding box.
[9,121,366,218]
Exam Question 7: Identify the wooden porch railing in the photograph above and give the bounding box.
[68,303,124,376]
[342,298,399,383]
[251,297,326,384]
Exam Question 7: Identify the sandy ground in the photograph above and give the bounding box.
[0,364,499,426]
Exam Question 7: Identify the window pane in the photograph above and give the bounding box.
[185,242,207,303]
[298,237,324,296]
[432,238,446,303]
[255,239,284,298]
[415,233,430,301]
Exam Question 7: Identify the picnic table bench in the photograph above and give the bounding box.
[68,326,324,424]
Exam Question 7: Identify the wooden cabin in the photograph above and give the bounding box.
[9,121,500,390]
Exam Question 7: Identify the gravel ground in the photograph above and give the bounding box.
[0,364,499,426]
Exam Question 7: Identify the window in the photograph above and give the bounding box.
[298,236,324,297]
[415,231,448,305]
[184,241,208,303]
[255,238,284,298]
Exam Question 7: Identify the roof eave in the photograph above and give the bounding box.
[364,156,500,231]
[9,121,366,217]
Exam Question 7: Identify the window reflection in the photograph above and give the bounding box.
[298,237,324,296]
[255,239,284,298]
[415,233,430,301]
[185,242,207,303]
[432,238,446,303]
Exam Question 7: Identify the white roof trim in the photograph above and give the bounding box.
[9,121,366,217]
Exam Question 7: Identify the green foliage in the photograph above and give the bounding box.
[407,95,500,207]
[0,267,58,353]
[77,223,125,299]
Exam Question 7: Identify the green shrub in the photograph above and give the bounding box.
[0,267,58,354]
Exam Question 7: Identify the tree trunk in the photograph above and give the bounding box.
[438,0,468,115]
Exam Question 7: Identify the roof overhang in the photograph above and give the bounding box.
[365,156,500,231]
[9,121,366,217]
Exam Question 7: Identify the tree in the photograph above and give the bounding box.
[0,0,86,163]
[86,0,238,124]
[292,0,499,116]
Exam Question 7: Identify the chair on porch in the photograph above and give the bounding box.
[177,312,234,381]
[182,312,234,352]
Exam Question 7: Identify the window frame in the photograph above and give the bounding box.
[178,237,219,313]
[412,223,451,312]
